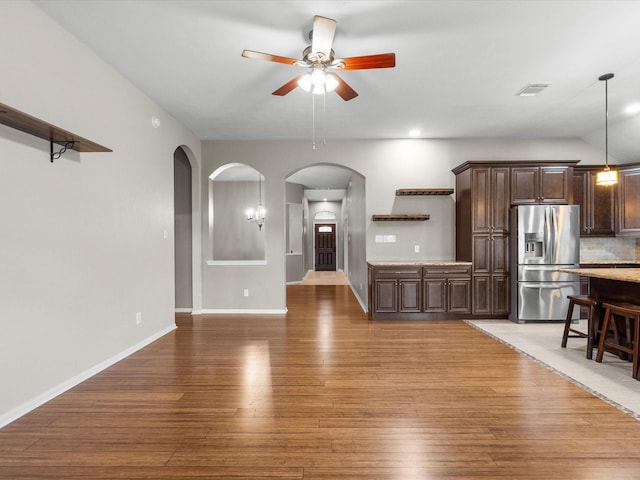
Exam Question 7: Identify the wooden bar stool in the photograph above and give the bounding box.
[561,295,599,359]
[595,301,640,380]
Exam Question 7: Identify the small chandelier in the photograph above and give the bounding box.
[595,73,618,186]
[246,172,266,231]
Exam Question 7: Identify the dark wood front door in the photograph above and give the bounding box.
[314,223,336,271]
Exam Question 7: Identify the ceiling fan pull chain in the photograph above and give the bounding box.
[323,92,327,145]
[312,92,316,150]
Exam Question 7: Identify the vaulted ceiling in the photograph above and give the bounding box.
[35,1,640,171]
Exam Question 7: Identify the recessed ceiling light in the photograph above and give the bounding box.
[409,129,421,137]
[625,103,640,115]
[516,83,550,97]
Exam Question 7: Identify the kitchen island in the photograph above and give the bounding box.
[367,261,472,320]
[567,268,640,304]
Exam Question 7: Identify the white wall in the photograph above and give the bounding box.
[0,2,201,426]
[200,137,605,313]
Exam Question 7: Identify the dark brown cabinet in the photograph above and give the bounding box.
[616,166,640,236]
[368,263,472,319]
[511,165,572,204]
[471,167,510,233]
[371,266,422,315]
[453,162,511,317]
[572,167,615,237]
[470,233,510,315]
[423,266,471,313]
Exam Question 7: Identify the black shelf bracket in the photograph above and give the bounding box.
[50,140,75,163]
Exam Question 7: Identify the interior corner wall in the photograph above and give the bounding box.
[0,2,201,426]
[345,172,367,305]
[285,182,304,283]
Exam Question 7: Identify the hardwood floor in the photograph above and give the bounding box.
[2,284,640,479]
[302,270,349,285]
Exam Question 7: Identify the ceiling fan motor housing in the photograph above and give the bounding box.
[302,46,335,64]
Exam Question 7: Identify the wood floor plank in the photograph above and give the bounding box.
[1,284,640,479]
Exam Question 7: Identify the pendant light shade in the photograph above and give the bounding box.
[595,73,618,186]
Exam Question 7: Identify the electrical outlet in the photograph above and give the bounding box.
[136,312,142,325]
[414,244,420,253]
[243,289,249,297]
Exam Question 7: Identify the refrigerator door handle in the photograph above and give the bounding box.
[543,207,550,264]
[521,282,569,289]
[549,207,557,263]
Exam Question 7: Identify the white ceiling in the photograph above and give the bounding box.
[34,0,640,189]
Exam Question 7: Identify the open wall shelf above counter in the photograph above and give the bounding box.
[395,188,454,196]
[372,214,430,221]
[0,102,112,162]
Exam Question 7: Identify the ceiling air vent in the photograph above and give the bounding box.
[516,83,550,97]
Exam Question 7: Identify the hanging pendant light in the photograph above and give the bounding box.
[595,73,618,186]
[246,172,266,231]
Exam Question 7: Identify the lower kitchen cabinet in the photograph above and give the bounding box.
[371,266,422,314]
[368,262,472,320]
[374,277,421,313]
[423,267,471,314]
[472,275,510,316]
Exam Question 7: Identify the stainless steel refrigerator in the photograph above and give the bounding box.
[509,205,580,323]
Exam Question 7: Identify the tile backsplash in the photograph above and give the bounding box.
[580,237,640,262]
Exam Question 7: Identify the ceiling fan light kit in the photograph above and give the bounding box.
[298,67,339,94]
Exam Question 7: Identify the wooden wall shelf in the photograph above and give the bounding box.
[372,214,430,221]
[396,188,454,196]
[0,102,112,162]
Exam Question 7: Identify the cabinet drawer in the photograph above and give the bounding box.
[423,267,470,277]
[375,267,422,278]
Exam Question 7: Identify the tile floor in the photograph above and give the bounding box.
[467,319,640,420]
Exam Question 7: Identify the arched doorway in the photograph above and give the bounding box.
[284,164,367,307]
[174,147,193,312]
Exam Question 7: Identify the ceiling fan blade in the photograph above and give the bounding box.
[333,74,358,101]
[311,15,336,59]
[241,49,300,66]
[272,76,302,96]
[339,53,396,70]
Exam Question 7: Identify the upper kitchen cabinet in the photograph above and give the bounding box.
[616,165,640,236]
[510,162,577,205]
[572,167,615,237]
[471,167,510,234]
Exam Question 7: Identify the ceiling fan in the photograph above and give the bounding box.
[241,15,396,101]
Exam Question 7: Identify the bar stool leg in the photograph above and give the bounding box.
[595,308,612,363]
[561,299,575,349]
[586,303,596,360]
[633,315,640,380]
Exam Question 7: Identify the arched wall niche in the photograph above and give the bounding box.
[208,163,266,264]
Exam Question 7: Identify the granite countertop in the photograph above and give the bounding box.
[368,261,472,266]
[562,268,640,284]
[580,260,640,265]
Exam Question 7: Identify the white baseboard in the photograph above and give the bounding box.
[348,281,368,313]
[192,308,288,315]
[175,308,192,313]
[0,324,177,429]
